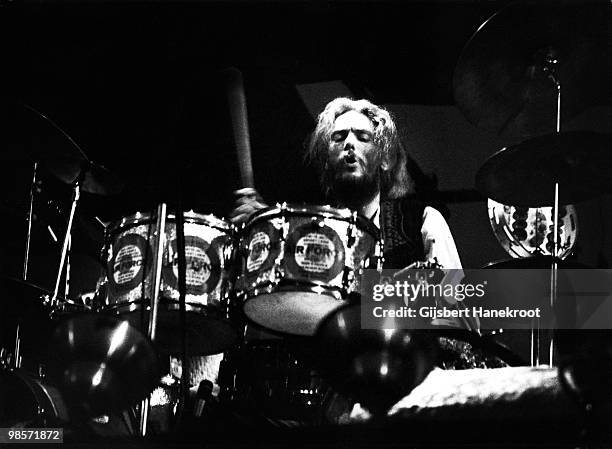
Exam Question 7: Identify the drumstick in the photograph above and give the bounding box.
[223,67,255,188]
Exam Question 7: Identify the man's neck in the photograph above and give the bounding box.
[334,191,380,219]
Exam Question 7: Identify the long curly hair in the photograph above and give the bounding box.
[305,97,411,199]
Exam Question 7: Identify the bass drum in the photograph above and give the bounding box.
[0,369,69,427]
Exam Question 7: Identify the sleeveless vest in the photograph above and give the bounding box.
[380,197,425,269]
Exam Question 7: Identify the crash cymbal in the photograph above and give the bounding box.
[1,103,123,195]
[47,314,161,415]
[453,1,609,135]
[315,304,436,415]
[476,131,612,207]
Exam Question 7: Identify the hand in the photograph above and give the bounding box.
[229,187,268,224]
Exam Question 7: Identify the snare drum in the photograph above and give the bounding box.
[96,211,238,355]
[236,204,382,335]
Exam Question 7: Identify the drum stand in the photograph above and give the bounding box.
[534,49,563,367]
[139,203,166,436]
[9,161,40,370]
[137,202,190,437]
[50,180,80,308]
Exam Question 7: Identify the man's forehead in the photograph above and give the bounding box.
[332,110,374,131]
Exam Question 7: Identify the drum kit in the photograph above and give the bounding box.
[1,0,610,440]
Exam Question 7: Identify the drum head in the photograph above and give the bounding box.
[244,291,345,336]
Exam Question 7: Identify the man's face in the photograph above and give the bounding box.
[327,110,380,185]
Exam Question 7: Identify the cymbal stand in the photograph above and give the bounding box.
[9,161,41,370]
[50,180,81,308]
[543,49,561,367]
[22,161,38,280]
[139,203,166,437]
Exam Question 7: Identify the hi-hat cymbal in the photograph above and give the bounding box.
[453,1,609,135]
[1,103,123,196]
[47,314,161,415]
[476,131,612,207]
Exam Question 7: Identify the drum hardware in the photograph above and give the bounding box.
[22,161,38,280]
[138,202,166,437]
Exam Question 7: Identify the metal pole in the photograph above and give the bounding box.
[548,76,562,366]
[64,235,71,299]
[139,203,166,437]
[13,325,21,369]
[23,161,38,280]
[51,182,80,307]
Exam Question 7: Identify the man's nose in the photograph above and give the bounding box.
[343,134,357,151]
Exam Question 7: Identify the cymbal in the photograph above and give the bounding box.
[1,103,123,195]
[315,304,436,415]
[483,256,589,270]
[47,314,161,415]
[44,157,123,196]
[476,131,612,207]
[453,1,610,135]
[0,276,51,323]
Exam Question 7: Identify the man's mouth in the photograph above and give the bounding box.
[344,153,358,165]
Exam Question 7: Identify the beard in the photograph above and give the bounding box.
[324,162,380,210]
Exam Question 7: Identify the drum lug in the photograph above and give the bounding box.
[375,239,385,271]
[310,217,325,229]
[38,363,47,379]
[342,266,354,290]
[347,212,357,247]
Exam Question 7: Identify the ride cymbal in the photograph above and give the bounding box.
[476,131,612,207]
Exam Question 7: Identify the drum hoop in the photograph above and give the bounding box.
[3,370,61,420]
[245,204,380,239]
[107,211,232,235]
[242,279,345,298]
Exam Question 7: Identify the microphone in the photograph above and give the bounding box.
[193,379,214,418]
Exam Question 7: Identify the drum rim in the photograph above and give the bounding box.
[0,369,67,422]
[107,210,232,234]
[244,203,380,238]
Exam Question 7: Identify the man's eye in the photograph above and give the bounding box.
[331,131,348,142]
[358,132,372,142]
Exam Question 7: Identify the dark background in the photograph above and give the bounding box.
[0,0,610,295]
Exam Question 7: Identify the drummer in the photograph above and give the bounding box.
[230,97,471,332]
